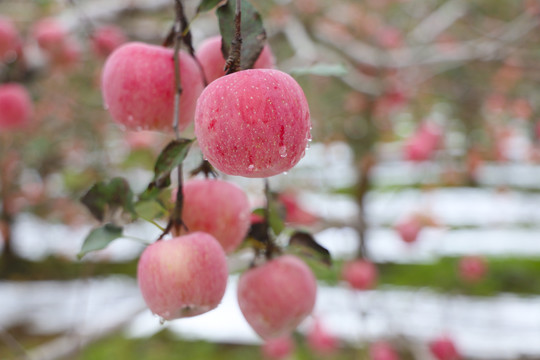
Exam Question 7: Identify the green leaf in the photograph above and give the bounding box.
[197,0,224,13]
[77,223,123,260]
[288,231,332,267]
[135,200,166,220]
[290,63,348,77]
[217,0,266,70]
[148,138,193,191]
[252,206,285,236]
[81,177,136,224]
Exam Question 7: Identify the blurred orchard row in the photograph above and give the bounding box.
[2,0,540,359]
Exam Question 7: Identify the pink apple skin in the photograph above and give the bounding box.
[306,319,339,354]
[262,335,295,359]
[429,336,461,360]
[404,122,442,162]
[279,192,318,226]
[394,216,422,244]
[137,232,228,320]
[101,42,204,132]
[196,36,275,84]
[0,16,19,62]
[370,341,400,360]
[458,255,487,283]
[176,179,251,253]
[195,69,311,178]
[237,255,317,339]
[91,25,127,58]
[32,18,67,54]
[0,83,33,130]
[342,259,378,290]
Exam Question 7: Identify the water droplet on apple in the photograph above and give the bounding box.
[248,164,255,171]
[279,146,288,158]
[159,317,167,325]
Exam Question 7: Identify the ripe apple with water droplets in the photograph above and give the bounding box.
[101,42,204,131]
[194,69,311,178]
[237,255,317,339]
[196,36,275,84]
[137,232,228,320]
[173,178,251,253]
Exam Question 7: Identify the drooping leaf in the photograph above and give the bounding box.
[77,223,123,260]
[217,0,266,70]
[135,200,167,220]
[80,177,136,224]
[290,63,348,77]
[288,231,332,267]
[197,0,224,13]
[147,138,193,191]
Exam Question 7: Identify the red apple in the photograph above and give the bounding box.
[175,179,251,253]
[196,35,275,84]
[195,69,311,178]
[91,25,127,58]
[32,18,67,55]
[429,336,461,360]
[342,259,378,290]
[137,232,228,320]
[306,318,339,354]
[237,255,317,339]
[394,215,423,244]
[279,192,318,226]
[0,83,33,131]
[404,122,442,162]
[370,341,399,360]
[0,16,20,62]
[458,255,487,283]
[261,335,295,359]
[101,42,204,132]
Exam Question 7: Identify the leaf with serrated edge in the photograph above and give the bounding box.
[197,0,223,13]
[77,224,123,260]
[149,139,193,190]
[217,0,266,70]
[288,231,332,266]
[81,177,136,224]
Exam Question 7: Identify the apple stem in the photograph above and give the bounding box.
[224,0,242,74]
[262,179,280,259]
[172,0,185,140]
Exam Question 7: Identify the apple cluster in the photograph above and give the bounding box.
[99,33,317,339]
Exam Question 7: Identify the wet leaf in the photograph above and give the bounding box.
[77,223,123,260]
[288,231,332,267]
[290,63,348,77]
[197,0,224,13]
[81,177,136,224]
[217,0,266,70]
[148,138,193,191]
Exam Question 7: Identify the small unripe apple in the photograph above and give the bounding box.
[196,35,275,84]
[175,179,251,253]
[237,255,317,339]
[394,215,423,244]
[261,335,295,359]
[342,259,378,290]
[0,83,33,131]
[101,42,204,132]
[429,336,461,360]
[370,341,399,360]
[137,232,228,320]
[458,255,487,283]
[0,16,20,62]
[195,69,311,178]
[91,25,127,58]
[306,318,339,354]
[32,18,67,54]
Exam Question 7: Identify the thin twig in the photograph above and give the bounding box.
[224,0,243,74]
[172,0,184,139]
